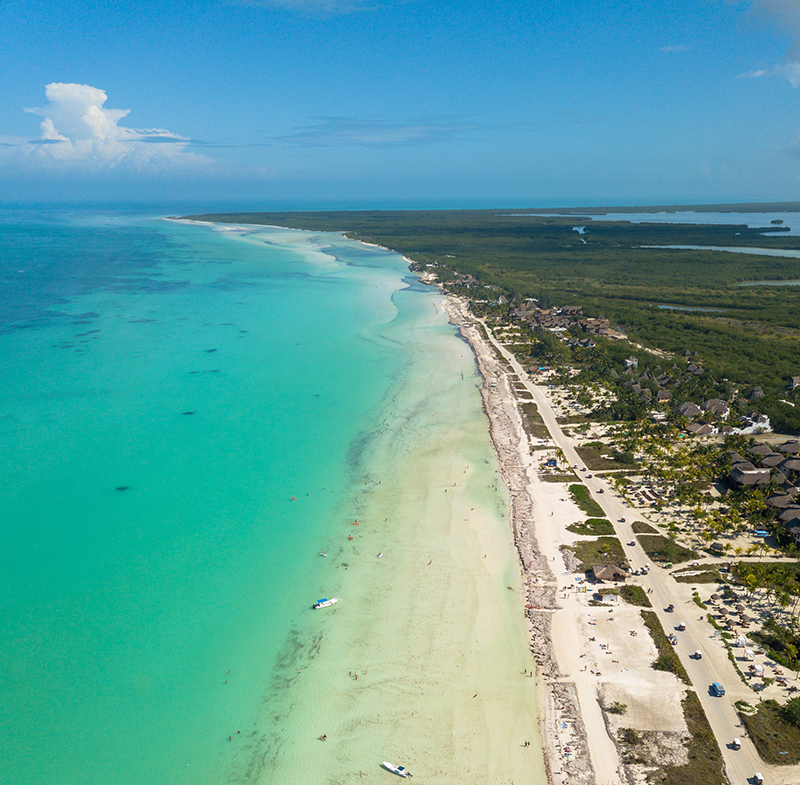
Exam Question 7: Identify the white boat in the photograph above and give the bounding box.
[313,598,338,609]
[382,761,412,778]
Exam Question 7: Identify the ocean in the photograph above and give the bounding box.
[0,206,544,785]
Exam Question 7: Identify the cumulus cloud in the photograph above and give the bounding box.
[747,0,800,86]
[5,83,208,171]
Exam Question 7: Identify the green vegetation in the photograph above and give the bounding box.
[566,536,625,570]
[568,484,605,517]
[574,442,637,471]
[637,534,698,565]
[607,701,627,715]
[673,568,722,584]
[740,699,800,764]
[566,518,615,535]
[631,521,658,534]
[735,562,800,606]
[618,584,652,607]
[190,208,800,433]
[663,691,727,785]
[518,401,550,440]
[596,586,650,606]
[749,618,800,672]
[641,610,691,684]
[617,691,726,785]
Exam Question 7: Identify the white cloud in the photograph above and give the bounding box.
[274,117,480,147]
[4,83,209,172]
[747,0,800,87]
[747,61,800,87]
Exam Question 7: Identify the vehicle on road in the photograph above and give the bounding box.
[668,633,678,645]
[597,488,604,493]
[666,604,674,612]
[710,682,725,697]
[586,474,593,478]
[628,541,635,546]
[677,622,686,631]
[619,517,626,523]
[694,650,702,660]
[754,773,763,784]
[732,737,741,750]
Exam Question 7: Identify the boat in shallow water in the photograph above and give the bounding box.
[313,598,338,609]
[382,761,412,777]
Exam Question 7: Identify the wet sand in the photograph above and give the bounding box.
[249,296,547,784]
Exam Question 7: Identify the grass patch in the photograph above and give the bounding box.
[740,699,800,764]
[575,442,637,471]
[637,534,698,565]
[641,610,691,685]
[653,691,726,785]
[519,401,551,440]
[540,474,577,483]
[566,536,625,570]
[673,569,722,584]
[567,518,615,535]
[568,484,605,517]
[618,584,652,607]
[632,521,659,534]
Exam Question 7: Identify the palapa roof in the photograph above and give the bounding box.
[591,564,627,582]
[766,494,795,509]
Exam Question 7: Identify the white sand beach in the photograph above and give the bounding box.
[248,295,547,784]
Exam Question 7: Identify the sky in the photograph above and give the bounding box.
[1,0,800,207]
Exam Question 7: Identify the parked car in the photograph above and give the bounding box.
[732,737,741,750]
[666,604,674,612]
[710,682,725,697]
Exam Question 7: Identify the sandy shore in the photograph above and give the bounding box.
[440,295,605,785]
[440,295,702,785]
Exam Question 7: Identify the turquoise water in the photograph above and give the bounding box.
[0,210,444,784]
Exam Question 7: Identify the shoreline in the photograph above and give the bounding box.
[440,295,598,785]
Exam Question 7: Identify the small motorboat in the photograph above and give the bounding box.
[382,761,412,778]
[313,598,338,609]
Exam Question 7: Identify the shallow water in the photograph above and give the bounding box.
[0,208,544,784]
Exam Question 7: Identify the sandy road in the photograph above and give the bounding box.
[481,323,800,785]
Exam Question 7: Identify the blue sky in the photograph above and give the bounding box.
[1,0,799,206]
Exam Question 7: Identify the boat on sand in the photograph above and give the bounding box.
[382,761,412,777]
